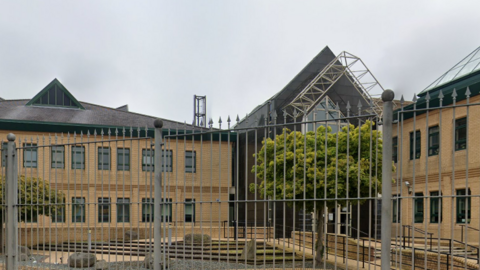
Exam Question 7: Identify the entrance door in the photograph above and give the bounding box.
[339,205,351,236]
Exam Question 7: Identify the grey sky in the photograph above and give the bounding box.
[1,1,479,127]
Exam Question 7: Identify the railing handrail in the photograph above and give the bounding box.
[458,224,480,232]
[403,225,434,236]
[452,239,480,253]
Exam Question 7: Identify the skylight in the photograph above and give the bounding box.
[422,46,480,93]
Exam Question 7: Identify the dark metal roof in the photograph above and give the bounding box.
[235,46,375,129]
[0,99,195,130]
[235,46,337,128]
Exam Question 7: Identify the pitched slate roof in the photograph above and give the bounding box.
[235,46,337,128]
[235,46,380,128]
[0,79,196,131]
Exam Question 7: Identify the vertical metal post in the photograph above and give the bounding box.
[154,120,163,270]
[5,133,18,270]
[381,89,394,270]
[88,229,92,251]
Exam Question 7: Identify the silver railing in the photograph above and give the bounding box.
[2,89,477,270]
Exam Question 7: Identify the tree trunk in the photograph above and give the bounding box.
[315,206,325,264]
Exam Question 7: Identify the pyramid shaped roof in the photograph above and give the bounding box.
[420,46,480,94]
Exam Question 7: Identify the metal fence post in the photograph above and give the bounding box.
[154,120,163,270]
[5,133,18,270]
[381,89,394,270]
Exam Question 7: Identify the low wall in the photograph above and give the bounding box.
[391,248,479,270]
[325,234,376,262]
[289,231,376,262]
[17,226,236,247]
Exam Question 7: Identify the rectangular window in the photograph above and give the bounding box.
[430,191,442,223]
[52,197,65,223]
[162,150,173,172]
[72,197,86,223]
[51,146,65,168]
[409,131,421,160]
[117,198,130,223]
[392,137,398,163]
[428,126,439,156]
[455,118,467,151]
[142,149,154,171]
[98,147,110,170]
[185,151,196,173]
[185,199,195,223]
[142,149,174,172]
[23,143,37,168]
[142,198,154,222]
[71,146,85,169]
[98,198,111,223]
[414,193,424,223]
[2,142,7,167]
[161,198,172,222]
[392,195,401,223]
[457,189,471,224]
[117,148,130,171]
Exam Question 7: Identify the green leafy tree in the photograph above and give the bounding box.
[250,121,391,263]
[0,176,64,252]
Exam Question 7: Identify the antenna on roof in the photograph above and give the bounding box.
[193,95,206,127]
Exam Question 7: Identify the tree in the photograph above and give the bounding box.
[0,175,64,253]
[250,121,392,263]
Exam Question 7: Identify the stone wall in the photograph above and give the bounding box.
[391,248,479,270]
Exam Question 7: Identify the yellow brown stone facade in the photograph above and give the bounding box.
[0,79,233,245]
[392,90,480,241]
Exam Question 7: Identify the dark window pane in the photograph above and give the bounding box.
[72,146,85,169]
[117,198,130,223]
[142,149,154,172]
[457,189,471,223]
[41,94,48,104]
[392,137,398,163]
[51,146,65,168]
[455,118,467,151]
[142,198,154,222]
[185,151,196,173]
[48,87,55,105]
[428,126,439,156]
[98,198,110,223]
[64,93,72,107]
[185,199,195,223]
[414,193,424,223]
[56,87,63,106]
[410,131,421,160]
[23,143,37,168]
[392,195,401,223]
[117,148,130,171]
[430,191,442,223]
[72,197,85,223]
[98,147,110,170]
[161,199,172,222]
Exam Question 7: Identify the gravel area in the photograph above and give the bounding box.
[0,256,342,270]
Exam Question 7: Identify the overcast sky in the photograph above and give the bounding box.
[1,1,479,127]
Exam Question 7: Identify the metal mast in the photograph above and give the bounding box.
[193,95,206,127]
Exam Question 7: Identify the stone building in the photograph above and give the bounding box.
[392,46,480,241]
[0,78,232,244]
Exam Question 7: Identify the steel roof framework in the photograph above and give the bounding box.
[283,51,384,118]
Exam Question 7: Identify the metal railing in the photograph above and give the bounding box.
[402,225,434,250]
[6,88,479,270]
[460,224,480,242]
